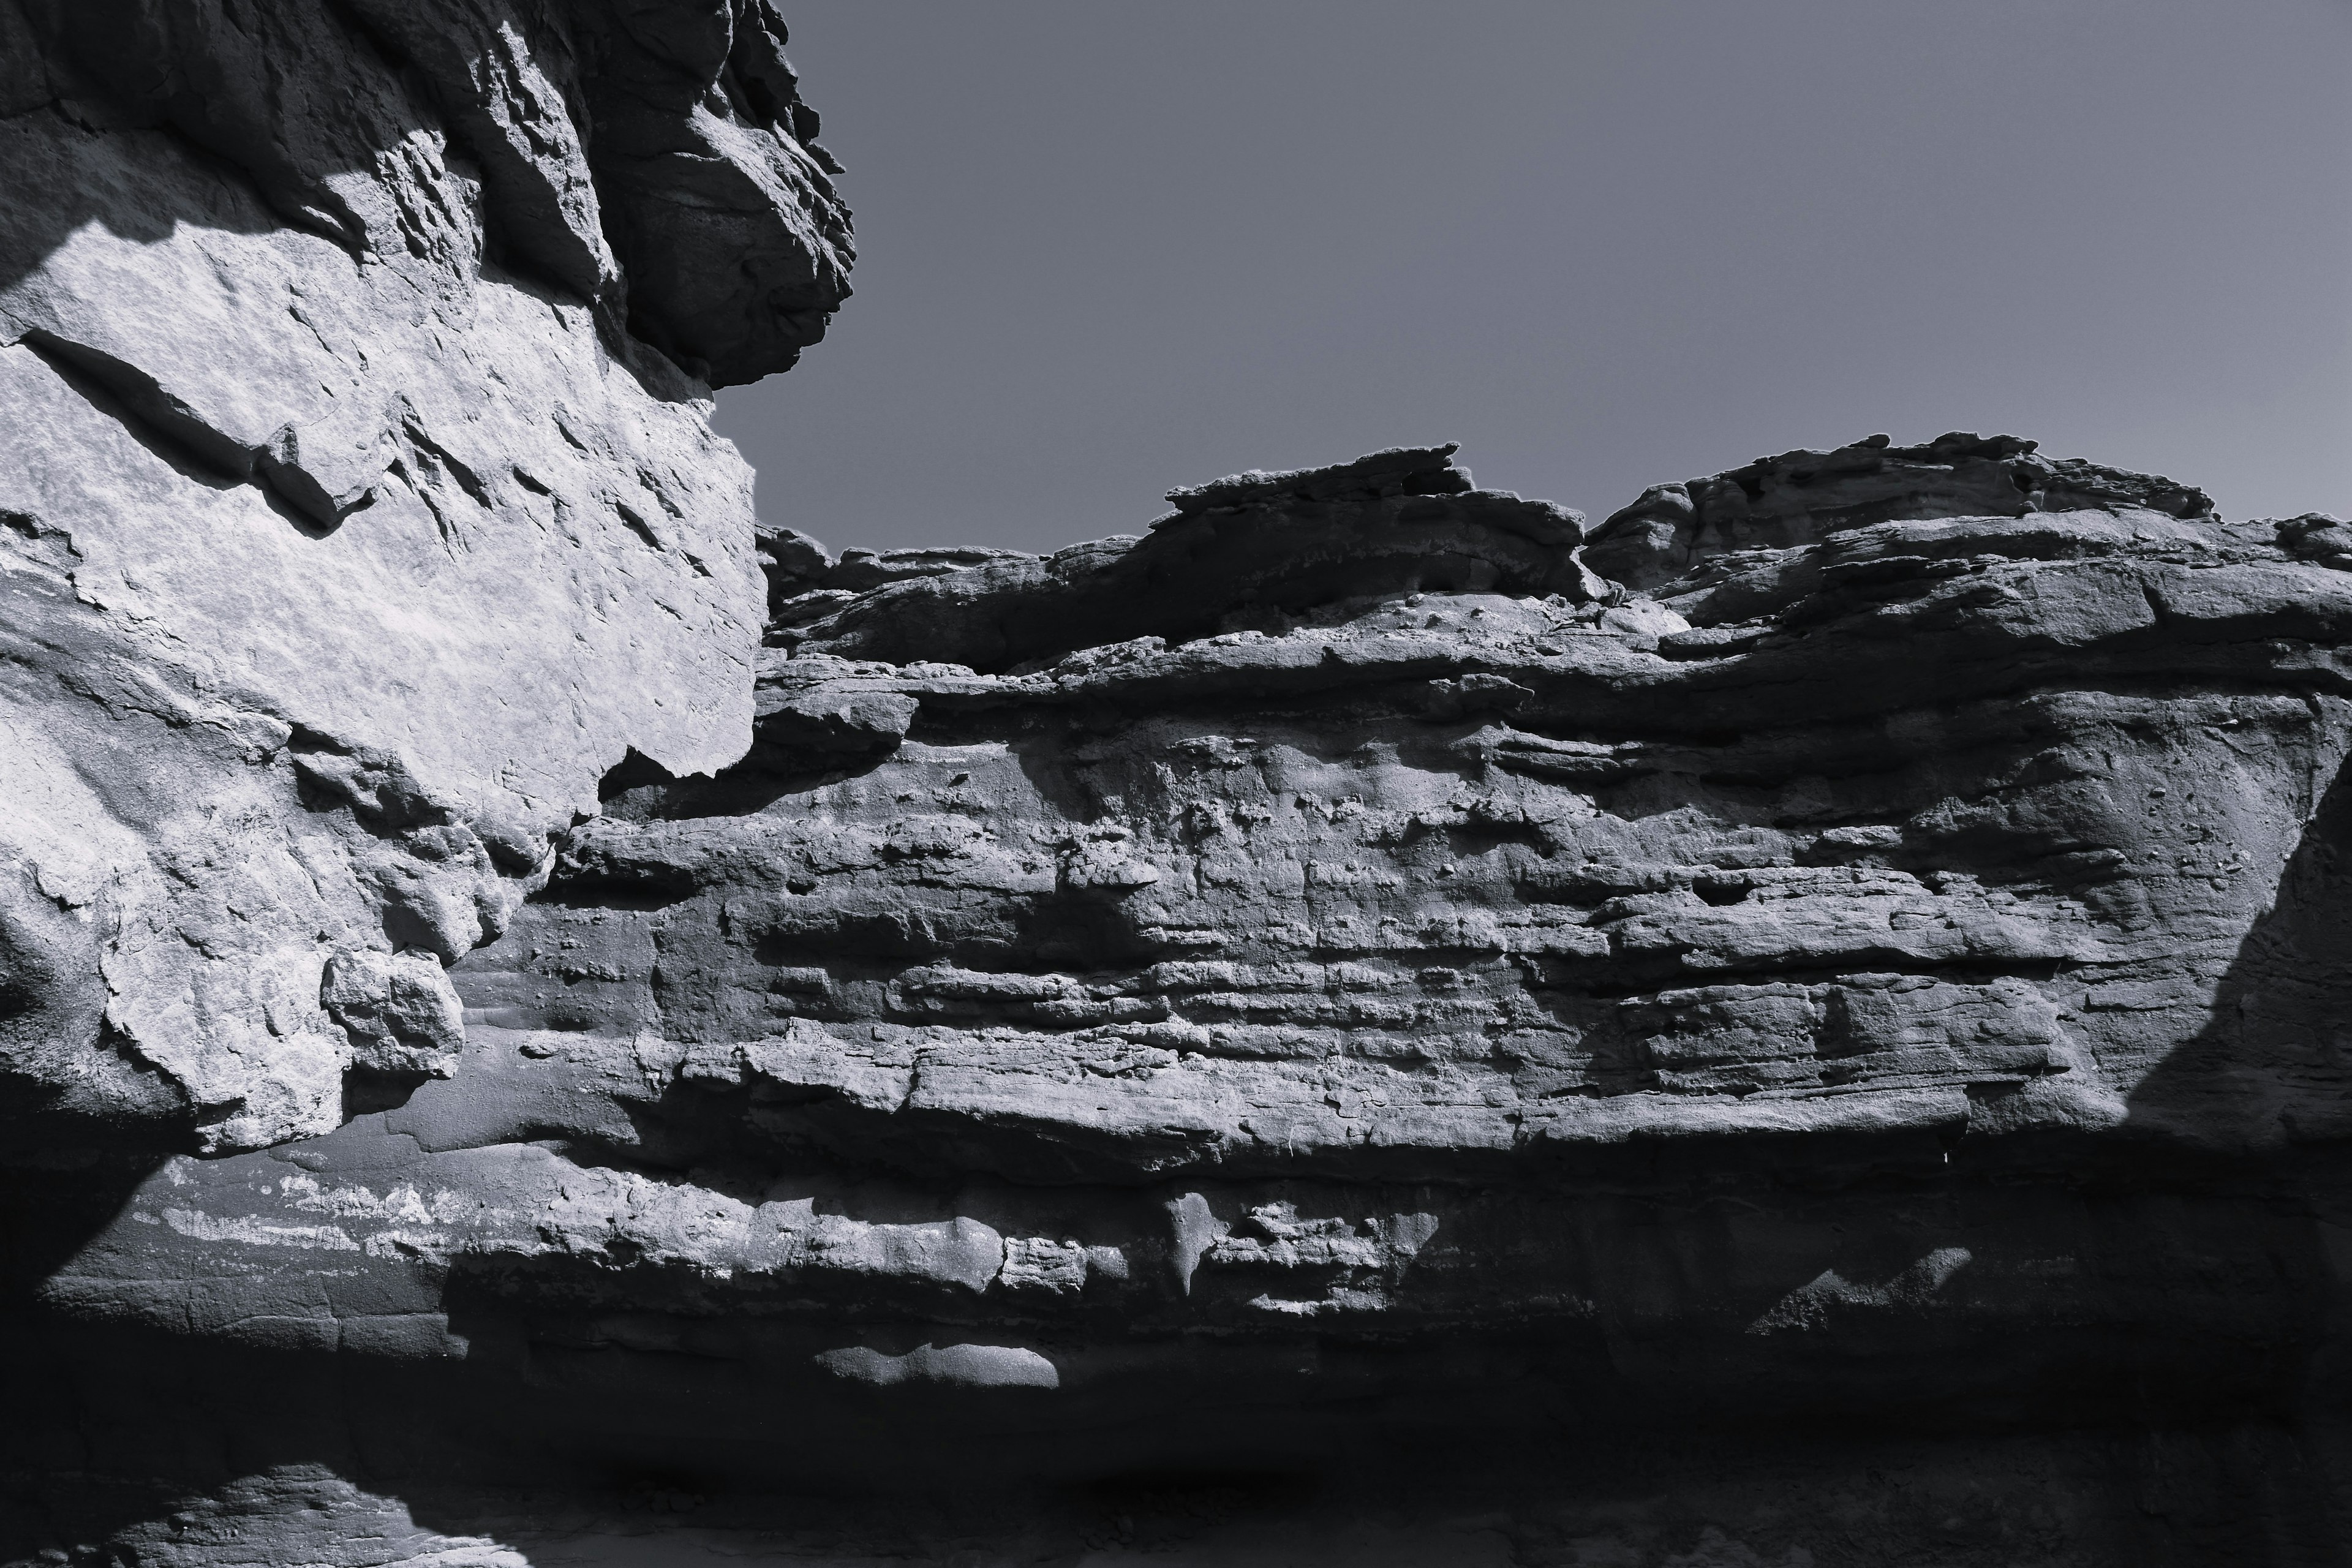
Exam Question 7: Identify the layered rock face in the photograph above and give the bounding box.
[9,8,2352,1566]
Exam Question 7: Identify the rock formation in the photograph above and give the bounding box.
[7,5,2352,1565]
[0,0,846,1157]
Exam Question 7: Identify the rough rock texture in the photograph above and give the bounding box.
[10,8,2352,1567]
[1581,431,2216,593]
[17,425,2352,1561]
[0,0,850,1155]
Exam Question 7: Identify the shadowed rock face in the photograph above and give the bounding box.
[19,432,2352,1562]
[10,0,853,383]
[9,9,2352,1567]
[1583,431,2217,594]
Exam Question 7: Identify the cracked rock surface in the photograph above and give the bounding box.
[18,429,2352,1562]
[9,6,2352,1566]
[0,0,850,1153]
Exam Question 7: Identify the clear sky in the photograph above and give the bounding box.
[714,0,2352,555]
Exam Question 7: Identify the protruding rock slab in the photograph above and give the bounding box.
[0,0,843,1150]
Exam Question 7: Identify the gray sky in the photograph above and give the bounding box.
[714,0,2352,554]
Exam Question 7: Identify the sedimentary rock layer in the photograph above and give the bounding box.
[8,4,2352,1562]
[17,428,2352,1562]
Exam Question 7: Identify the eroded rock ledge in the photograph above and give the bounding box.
[9,4,2352,1561]
[17,420,2352,1562]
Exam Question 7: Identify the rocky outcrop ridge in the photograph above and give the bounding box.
[18,412,2352,1559]
[1582,430,2216,592]
[10,4,2352,1561]
[759,442,1594,668]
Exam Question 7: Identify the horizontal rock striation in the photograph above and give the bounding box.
[20,423,2352,1561]
[9,6,2352,1561]
[1582,431,2216,592]
[761,442,1595,668]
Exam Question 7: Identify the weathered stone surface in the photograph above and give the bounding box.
[0,0,852,1155]
[9,4,2352,1563]
[1583,431,2215,592]
[18,417,2352,1558]
[775,443,1597,670]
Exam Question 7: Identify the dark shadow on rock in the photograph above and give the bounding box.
[2125,755,2352,1152]
[3,0,851,388]
[0,1151,172,1558]
[2111,751,2352,1532]
[0,1152,165,1311]
[0,0,772,435]
[12,333,352,534]
[594,712,912,820]
[783,458,1588,674]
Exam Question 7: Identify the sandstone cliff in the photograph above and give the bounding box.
[7,6,2352,1566]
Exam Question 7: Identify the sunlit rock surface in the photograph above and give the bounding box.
[7,6,2352,1566]
[0,0,848,1154]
